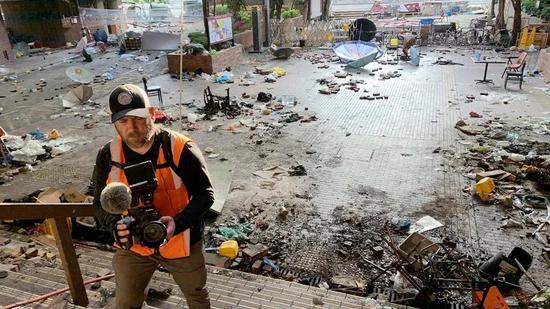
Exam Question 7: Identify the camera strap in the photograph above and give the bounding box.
[158,130,184,180]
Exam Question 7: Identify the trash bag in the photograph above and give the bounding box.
[217,223,253,241]
[215,71,234,84]
[409,46,420,66]
[10,140,46,163]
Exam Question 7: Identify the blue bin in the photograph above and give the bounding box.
[420,18,434,25]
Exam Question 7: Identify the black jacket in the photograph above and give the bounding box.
[92,129,214,244]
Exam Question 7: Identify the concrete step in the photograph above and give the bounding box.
[0,244,411,308]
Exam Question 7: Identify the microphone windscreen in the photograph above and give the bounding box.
[100,182,132,214]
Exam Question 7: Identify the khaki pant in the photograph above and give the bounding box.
[113,241,210,309]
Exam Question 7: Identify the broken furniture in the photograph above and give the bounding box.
[142,77,163,108]
[125,36,142,50]
[503,52,527,90]
[202,86,239,117]
[480,247,533,286]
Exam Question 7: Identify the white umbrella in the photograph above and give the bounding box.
[65,66,93,84]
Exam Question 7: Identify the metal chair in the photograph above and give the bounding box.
[142,77,163,108]
[503,52,527,89]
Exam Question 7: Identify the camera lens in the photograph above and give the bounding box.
[142,222,167,245]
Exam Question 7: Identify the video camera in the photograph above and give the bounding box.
[101,160,167,249]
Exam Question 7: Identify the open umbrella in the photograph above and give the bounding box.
[62,85,93,108]
[65,66,93,84]
[333,41,384,68]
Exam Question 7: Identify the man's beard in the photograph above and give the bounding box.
[123,120,155,149]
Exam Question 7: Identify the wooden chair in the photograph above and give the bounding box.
[142,77,163,108]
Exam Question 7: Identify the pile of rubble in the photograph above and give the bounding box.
[0,127,81,185]
[451,117,550,241]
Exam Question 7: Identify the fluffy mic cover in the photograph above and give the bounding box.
[100,182,132,214]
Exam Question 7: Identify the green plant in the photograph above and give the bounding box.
[214,4,229,15]
[188,32,208,48]
[282,8,299,19]
[237,9,252,29]
[522,0,539,15]
[542,7,550,20]
[226,0,247,15]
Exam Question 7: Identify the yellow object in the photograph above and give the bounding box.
[39,218,72,237]
[518,27,529,49]
[323,33,334,42]
[527,28,536,46]
[271,67,286,77]
[343,23,350,32]
[518,27,537,49]
[475,177,495,201]
[390,38,399,48]
[218,240,239,259]
[48,129,60,139]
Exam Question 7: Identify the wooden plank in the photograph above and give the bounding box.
[0,203,94,220]
[207,162,234,215]
[51,217,89,307]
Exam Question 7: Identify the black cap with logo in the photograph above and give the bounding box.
[108,84,150,123]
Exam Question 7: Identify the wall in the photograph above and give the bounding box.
[0,0,81,48]
[0,22,14,64]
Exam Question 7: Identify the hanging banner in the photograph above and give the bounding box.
[207,14,233,45]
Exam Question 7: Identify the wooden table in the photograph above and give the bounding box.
[471,57,507,84]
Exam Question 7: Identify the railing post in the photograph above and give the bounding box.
[52,217,89,306]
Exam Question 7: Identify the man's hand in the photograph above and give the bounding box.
[114,217,134,249]
[159,216,175,240]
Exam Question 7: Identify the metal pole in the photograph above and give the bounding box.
[178,0,185,124]
[75,0,84,27]
[264,0,271,46]
[202,0,211,48]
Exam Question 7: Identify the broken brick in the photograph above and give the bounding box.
[204,252,231,268]
[251,260,263,274]
[24,248,39,259]
[372,246,384,257]
[242,244,269,262]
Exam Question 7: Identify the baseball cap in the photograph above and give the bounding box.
[109,84,151,123]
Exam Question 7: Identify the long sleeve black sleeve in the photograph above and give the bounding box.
[172,142,215,236]
[92,144,120,232]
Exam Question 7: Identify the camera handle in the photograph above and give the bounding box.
[113,216,134,250]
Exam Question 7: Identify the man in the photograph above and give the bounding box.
[93,84,213,308]
[93,28,108,53]
[401,32,416,60]
[74,33,92,62]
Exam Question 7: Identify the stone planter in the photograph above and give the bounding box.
[234,30,253,49]
[167,44,244,74]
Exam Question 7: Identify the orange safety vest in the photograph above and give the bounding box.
[107,130,191,259]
